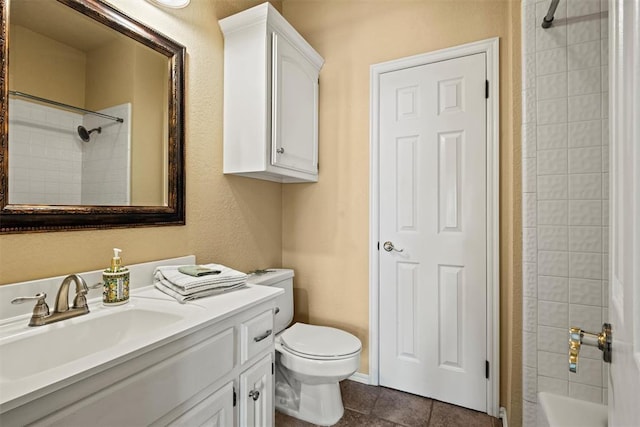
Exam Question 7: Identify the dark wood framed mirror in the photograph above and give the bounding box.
[0,0,185,233]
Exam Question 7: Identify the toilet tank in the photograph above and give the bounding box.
[247,269,294,334]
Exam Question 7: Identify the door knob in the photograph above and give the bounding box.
[568,323,612,373]
[276,147,285,154]
[249,389,260,401]
[383,241,404,252]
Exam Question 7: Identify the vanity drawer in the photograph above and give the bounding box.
[240,309,274,364]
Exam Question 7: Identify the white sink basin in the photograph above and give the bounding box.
[0,295,209,408]
[0,306,184,380]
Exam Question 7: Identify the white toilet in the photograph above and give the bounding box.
[247,269,362,426]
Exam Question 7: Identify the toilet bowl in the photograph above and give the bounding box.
[247,269,362,426]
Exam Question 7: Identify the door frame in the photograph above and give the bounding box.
[608,0,640,424]
[368,37,500,417]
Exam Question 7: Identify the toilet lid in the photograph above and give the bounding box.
[280,323,362,359]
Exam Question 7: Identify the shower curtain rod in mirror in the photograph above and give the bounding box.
[8,90,125,123]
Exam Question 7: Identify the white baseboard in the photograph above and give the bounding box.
[348,372,371,385]
[499,406,508,427]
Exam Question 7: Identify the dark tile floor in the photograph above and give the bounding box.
[275,380,502,427]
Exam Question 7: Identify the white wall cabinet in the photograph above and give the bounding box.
[220,3,324,183]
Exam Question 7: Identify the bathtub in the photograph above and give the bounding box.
[538,392,607,427]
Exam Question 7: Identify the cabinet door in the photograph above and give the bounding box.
[239,353,274,427]
[271,32,319,175]
[168,382,234,427]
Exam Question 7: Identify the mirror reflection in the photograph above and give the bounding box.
[8,0,169,206]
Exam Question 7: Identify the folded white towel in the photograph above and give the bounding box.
[155,275,245,296]
[154,264,247,291]
[154,279,247,304]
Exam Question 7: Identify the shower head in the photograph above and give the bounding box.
[77,125,102,142]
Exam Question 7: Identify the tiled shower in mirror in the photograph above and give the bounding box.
[8,98,131,206]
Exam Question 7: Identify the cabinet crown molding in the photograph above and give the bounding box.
[219,2,324,70]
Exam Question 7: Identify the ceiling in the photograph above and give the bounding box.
[10,0,121,52]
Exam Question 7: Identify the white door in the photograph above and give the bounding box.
[379,53,487,411]
[608,0,640,425]
[239,354,274,427]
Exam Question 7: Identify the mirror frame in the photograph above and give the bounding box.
[0,0,185,233]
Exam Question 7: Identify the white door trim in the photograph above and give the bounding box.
[368,37,500,417]
[608,1,640,423]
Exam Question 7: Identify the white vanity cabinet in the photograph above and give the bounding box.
[166,310,275,427]
[220,3,324,183]
[0,287,279,427]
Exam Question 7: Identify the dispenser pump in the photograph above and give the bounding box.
[111,248,122,272]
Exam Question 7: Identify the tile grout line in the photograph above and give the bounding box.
[425,399,435,426]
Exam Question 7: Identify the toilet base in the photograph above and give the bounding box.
[276,382,344,426]
[274,363,345,426]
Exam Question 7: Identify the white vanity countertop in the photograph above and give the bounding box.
[0,282,282,413]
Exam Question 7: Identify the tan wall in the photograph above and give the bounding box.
[85,39,167,205]
[85,38,134,111]
[281,0,521,424]
[8,25,86,107]
[131,45,169,205]
[0,0,284,288]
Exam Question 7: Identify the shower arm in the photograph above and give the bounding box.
[8,91,124,123]
[541,0,560,28]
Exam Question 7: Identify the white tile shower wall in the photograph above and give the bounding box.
[8,100,131,206]
[522,0,609,425]
[81,103,131,205]
[8,99,84,204]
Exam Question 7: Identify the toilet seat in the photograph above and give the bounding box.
[280,323,361,360]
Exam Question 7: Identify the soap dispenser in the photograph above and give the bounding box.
[103,248,130,305]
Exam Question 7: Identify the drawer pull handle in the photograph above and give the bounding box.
[254,329,273,343]
[274,307,280,315]
[249,390,260,401]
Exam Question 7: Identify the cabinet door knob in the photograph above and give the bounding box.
[276,147,285,154]
[249,390,260,401]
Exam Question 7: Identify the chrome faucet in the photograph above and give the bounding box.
[11,274,90,326]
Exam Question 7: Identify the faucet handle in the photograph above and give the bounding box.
[12,292,48,308]
[569,327,582,373]
[71,282,102,309]
[568,323,613,373]
[89,282,104,290]
[11,293,50,326]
